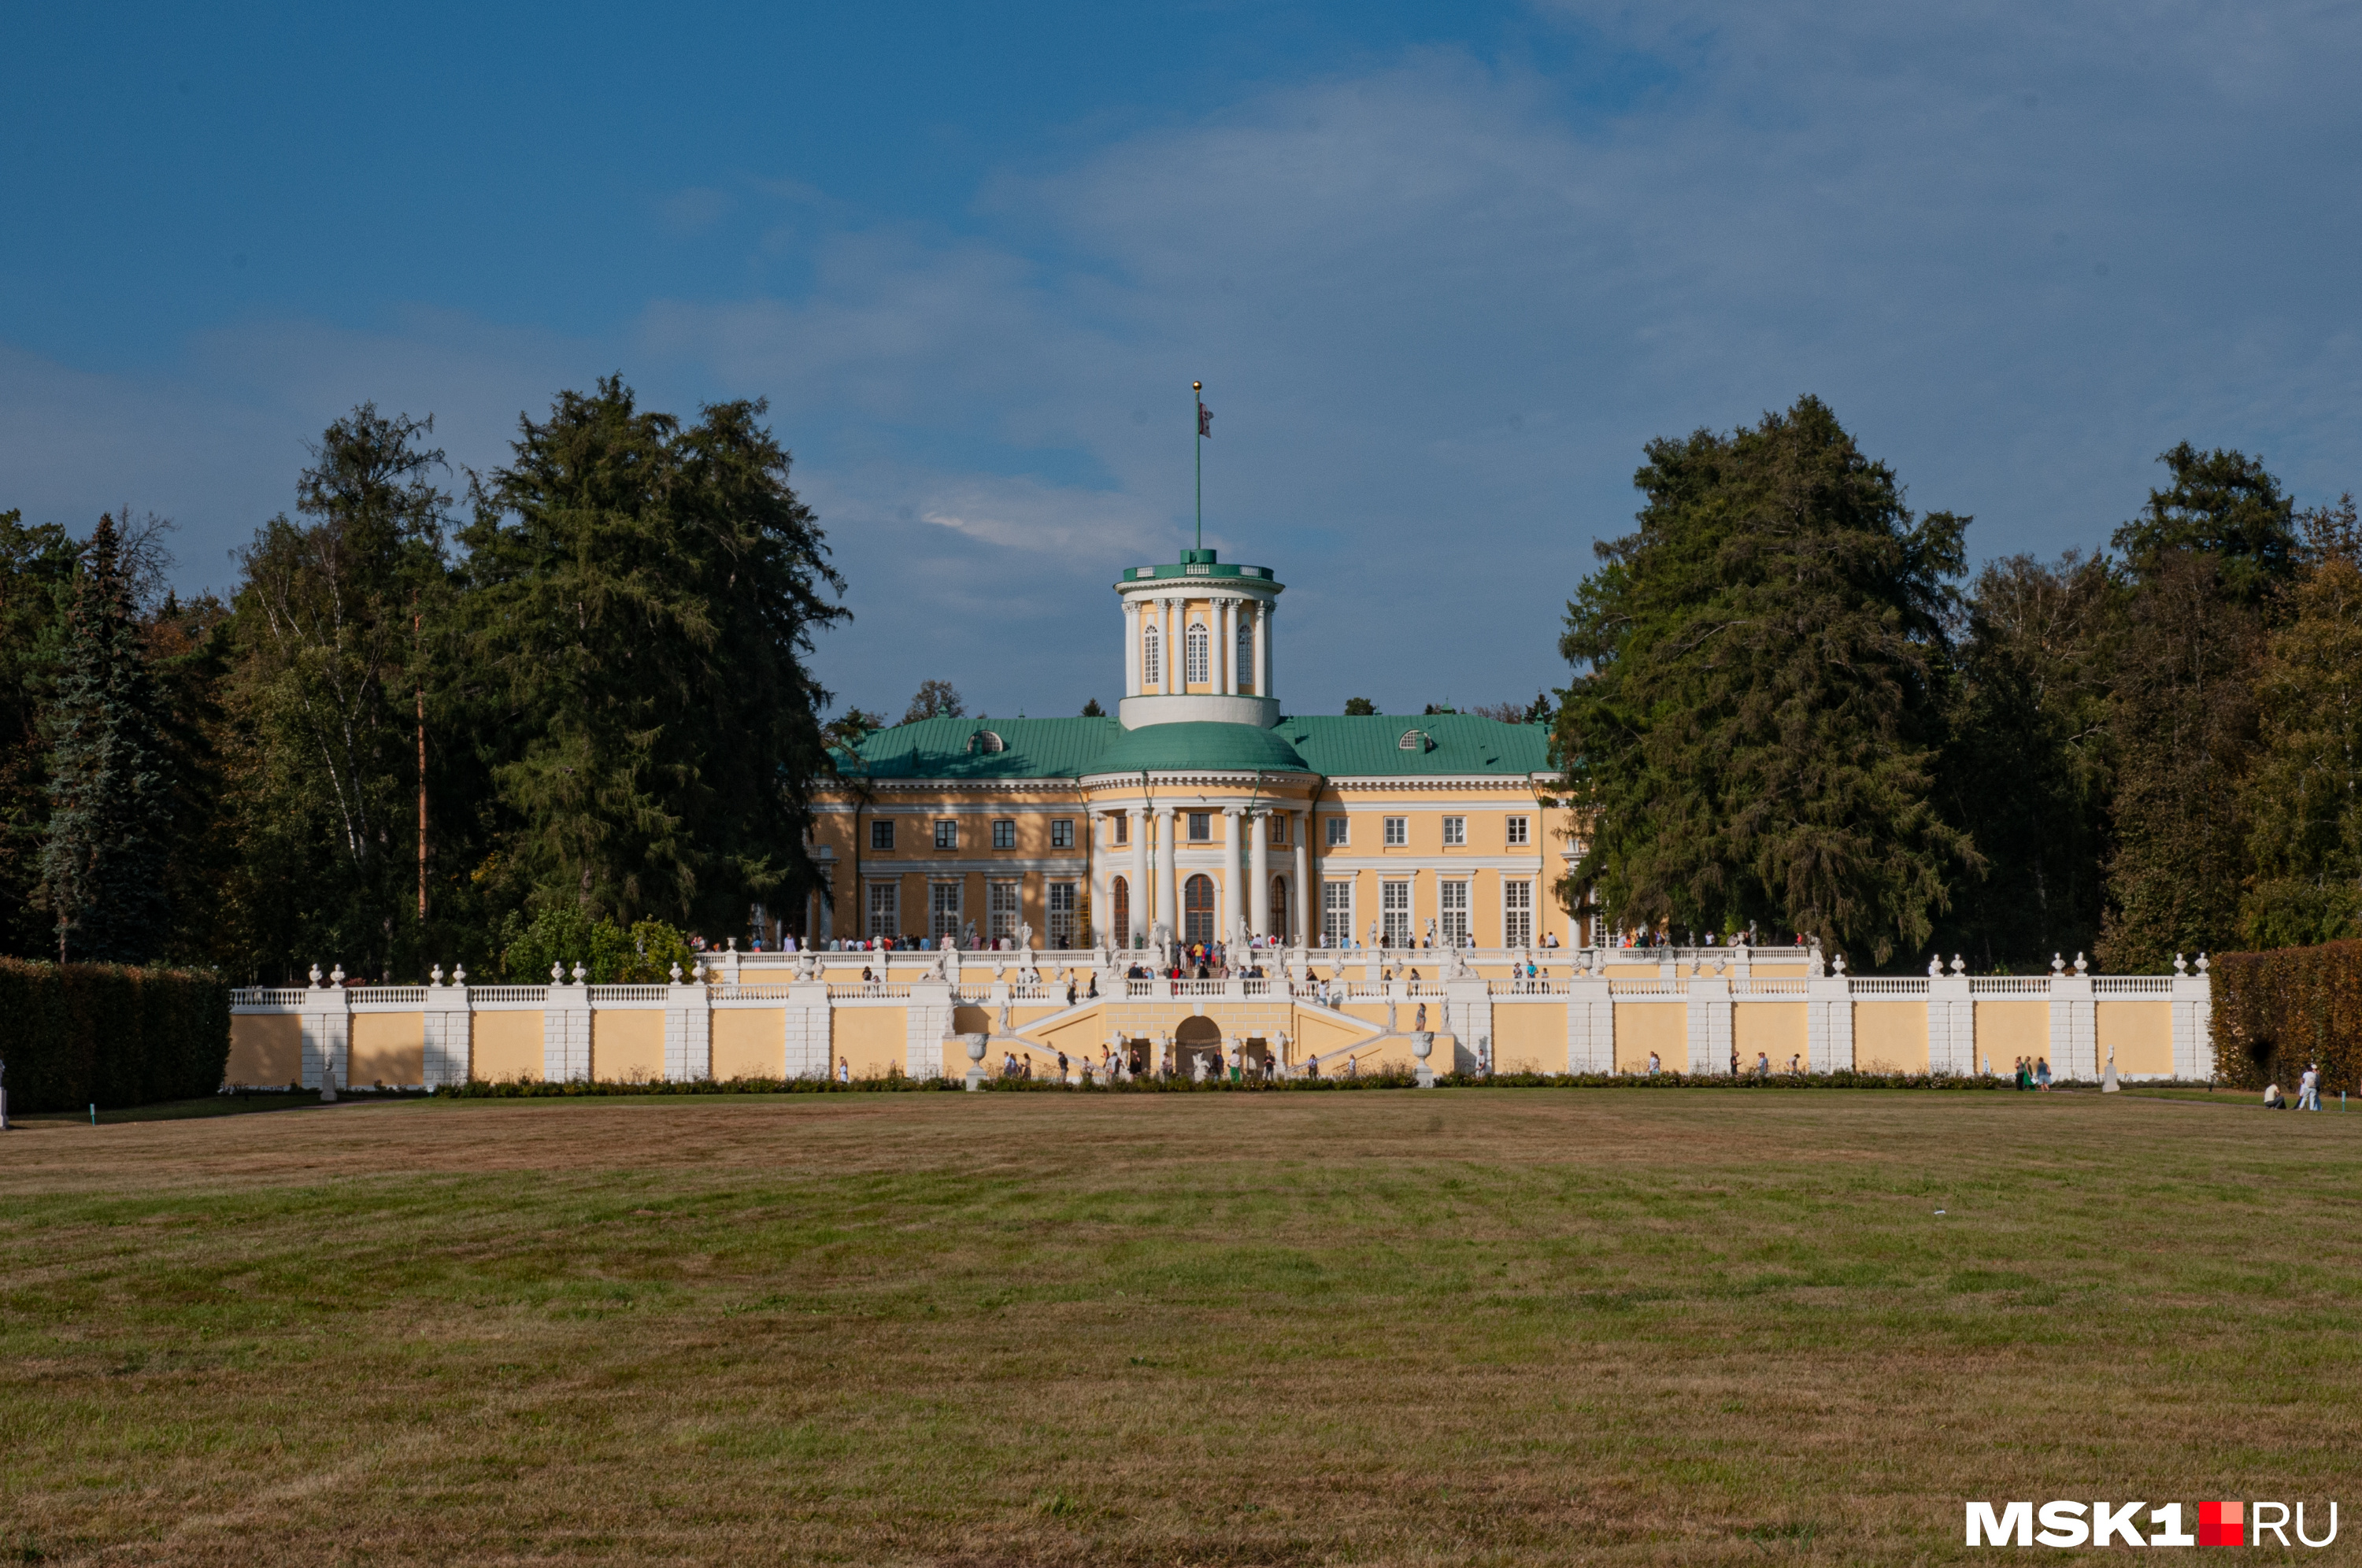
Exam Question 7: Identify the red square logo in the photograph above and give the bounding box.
[2199,1501,2243,1547]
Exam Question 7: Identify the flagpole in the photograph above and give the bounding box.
[1192,380,1203,551]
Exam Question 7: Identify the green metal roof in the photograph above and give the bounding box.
[1114,547,1283,588]
[834,712,1553,782]
[1279,714,1553,777]
[834,716,1122,780]
[1084,721,1309,776]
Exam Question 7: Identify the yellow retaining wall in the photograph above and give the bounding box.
[712,1008,784,1079]
[350,1011,425,1088]
[1613,1002,1686,1074]
[831,1008,906,1079]
[1853,1002,1927,1073]
[2099,1000,2174,1076]
[1975,1001,2048,1072]
[472,1010,544,1082]
[1490,1003,1563,1074]
[1734,1002,1807,1071]
[594,1009,666,1083]
[227,1015,302,1087]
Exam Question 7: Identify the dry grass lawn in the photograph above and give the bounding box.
[1,1088,2356,1565]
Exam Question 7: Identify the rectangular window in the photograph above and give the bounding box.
[1113,813,1129,845]
[930,881,962,941]
[1047,881,1077,948]
[988,879,1021,945]
[867,881,899,940]
[1504,880,1533,949]
[1439,879,1469,945]
[1051,819,1073,849]
[1383,816,1407,848]
[1442,816,1466,847]
[1189,812,1212,842]
[1269,814,1287,845]
[1326,815,1349,848]
[1323,881,1354,949]
[1506,815,1530,846]
[935,819,958,851]
[870,819,894,851]
[992,819,1016,850]
[1381,879,1412,946]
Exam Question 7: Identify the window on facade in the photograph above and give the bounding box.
[1189,812,1212,841]
[1323,881,1353,948]
[931,881,962,941]
[1381,879,1412,946]
[1113,813,1129,845]
[1047,881,1077,948]
[1442,816,1466,846]
[1506,815,1530,846]
[867,881,898,939]
[1268,813,1287,845]
[1236,620,1254,693]
[969,730,1005,754]
[1051,819,1073,849]
[1383,816,1407,848]
[1184,622,1209,684]
[1504,879,1533,949]
[1112,875,1131,946]
[989,879,1021,945]
[870,819,894,851]
[992,819,1016,850]
[1183,873,1216,945]
[1269,875,1288,942]
[1326,815,1349,847]
[934,819,958,850]
[1142,627,1161,687]
[1440,879,1469,945]
[1398,729,1425,751]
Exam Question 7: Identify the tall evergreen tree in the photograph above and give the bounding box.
[2240,494,2362,947]
[1557,396,1973,965]
[2095,445,2297,970]
[1934,551,2117,969]
[458,379,844,931]
[0,508,78,956]
[39,515,171,961]
[220,406,453,979]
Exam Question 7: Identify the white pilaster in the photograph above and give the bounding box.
[1927,973,1973,1075]
[423,976,472,1087]
[1292,813,1310,945]
[543,977,592,1082]
[1249,809,1272,940]
[299,978,351,1092]
[1568,969,1613,1073]
[1216,597,1233,695]
[1129,807,1150,947]
[2049,972,2097,1080]
[905,978,953,1078]
[1256,600,1271,700]
[1162,597,1177,695]
[1124,600,1141,697]
[1686,974,1732,1075]
[1155,805,1179,939]
[783,978,831,1078]
[2171,967,2213,1081]
[1223,805,1245,942]
[1805,973,1853,1071]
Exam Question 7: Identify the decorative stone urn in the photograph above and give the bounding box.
[1412,1031,1435,1089]
[963,1034,988,1093]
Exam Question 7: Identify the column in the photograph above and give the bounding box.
[299,973,351,1092]
[1162,597,1177,695]
[423,972,472,1088]
[1090,813,1109,945]
[1223,805,1245,944]
[664,966,713,1082]
[1124,600,1140,697]
[1292,812,1310,945]
[818,877,833,942]
[1130,807,1150,947]
[1249,808,1272,941]
[1155,806,1179,939]
[1256,600,1272,701]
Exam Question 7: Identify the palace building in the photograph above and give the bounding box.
[802,547,1575,953]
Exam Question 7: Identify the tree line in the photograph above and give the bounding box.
[0,379,844,982]
[1557,394,2360,972]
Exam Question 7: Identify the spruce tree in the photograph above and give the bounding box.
[1557,396,1973,965]
[39,514,170,962]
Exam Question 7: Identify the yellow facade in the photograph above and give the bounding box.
[227,1014,302,1087]
[1613,1003,1686,1074]
[593,1009,666,1084]
[2098,1000,2174,1077]
[472,1010,544,1082]
[1852,1002,1928,1074]
[350,1011,426,1089]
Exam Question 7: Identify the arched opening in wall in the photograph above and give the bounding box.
[1142,627,1161,688]
[1237,619,1255,693]
[1184,623,1209,685]
[1175,1013,1224,1078]
[1183,874,1216,946]
[1269,876,1289,943]
[1111,876,1131,947]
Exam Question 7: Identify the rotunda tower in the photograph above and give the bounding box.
[1113,548,1283,730]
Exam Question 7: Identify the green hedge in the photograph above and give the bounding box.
[2212,941,2361,1092]
[0,960,231,1113]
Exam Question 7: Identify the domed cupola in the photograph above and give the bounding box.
[1113,549,1283,730]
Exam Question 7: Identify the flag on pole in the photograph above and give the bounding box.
[1198,401,1213,438]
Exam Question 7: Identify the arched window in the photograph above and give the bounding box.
[967,730,1004,754]
[1269,876,1289,942]
[1142,627,1161,688]
[1111,876,1131,947]
[1237,619,1255,693]
[1183,873,1216,945]
[1184,622,1209,685]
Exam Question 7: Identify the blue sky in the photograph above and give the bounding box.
[6,2,2360,721]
